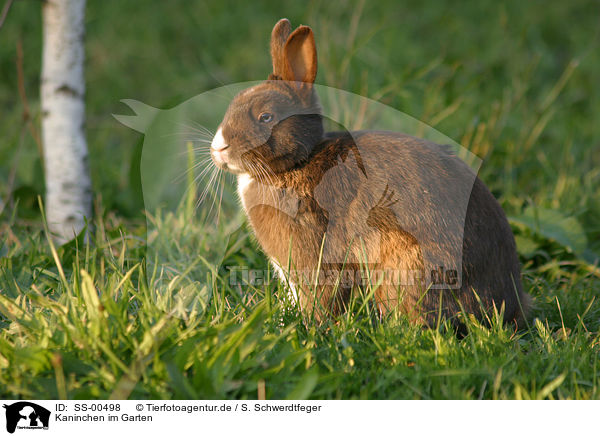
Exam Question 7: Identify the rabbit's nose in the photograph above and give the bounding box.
[211,128,230,151]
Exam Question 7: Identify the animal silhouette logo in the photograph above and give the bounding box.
[2,402,50,434]
[114,83,481,317]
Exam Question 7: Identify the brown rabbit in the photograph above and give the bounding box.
[210,18,531,328]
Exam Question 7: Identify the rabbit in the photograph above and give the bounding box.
[210,18,531,328]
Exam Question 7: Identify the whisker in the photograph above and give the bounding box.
[180,120,216,137]
[257,160,278,211]
[167,142,212,161]
[206,168,223,220]
[193,160,219,186]
[254,155,279,210]
[197,166,220,208]
[189,119,216,135]
[217,170,226,222]
[161,131,214,140]
[194,169,216,215]
[172,156,214,184]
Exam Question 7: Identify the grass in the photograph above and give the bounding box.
[1,0,600,399]
[1,207,599,399]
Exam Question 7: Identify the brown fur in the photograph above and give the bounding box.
[210,19,531,328]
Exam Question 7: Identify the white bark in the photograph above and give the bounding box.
[41,0,91,244]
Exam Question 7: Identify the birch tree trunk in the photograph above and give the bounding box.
[41,0,91,244]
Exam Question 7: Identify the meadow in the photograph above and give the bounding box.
[0,0,599,399]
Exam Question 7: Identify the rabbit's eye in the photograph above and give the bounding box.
[258,112,274,123]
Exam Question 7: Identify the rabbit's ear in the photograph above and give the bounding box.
[282,25,317,84]
[270,18,292,77]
